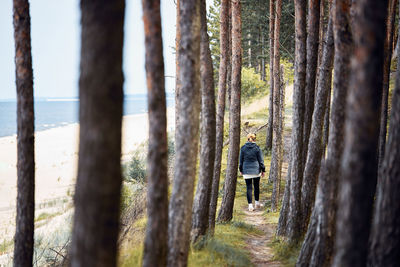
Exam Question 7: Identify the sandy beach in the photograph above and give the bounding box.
[0,109,175,242]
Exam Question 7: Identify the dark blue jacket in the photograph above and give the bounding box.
[239,142,265,174]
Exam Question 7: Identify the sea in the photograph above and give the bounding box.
[0,94,174,138]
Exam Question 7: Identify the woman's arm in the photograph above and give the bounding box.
[239,147,244,173]
[257,147,266,172]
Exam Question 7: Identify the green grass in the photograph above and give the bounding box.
[0,239,14,254]
[269,237,301,267]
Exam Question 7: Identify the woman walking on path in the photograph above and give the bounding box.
[239,133,266,211]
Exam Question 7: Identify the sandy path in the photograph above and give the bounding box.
[243,208,282,267]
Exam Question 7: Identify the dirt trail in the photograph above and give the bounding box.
[243,208,282,267]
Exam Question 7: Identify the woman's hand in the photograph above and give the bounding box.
[261,172,265,177]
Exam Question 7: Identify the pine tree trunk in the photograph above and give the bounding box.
[167,0,201,266]
[209,0,229,235]
[322,87,331,157]
[276,158,291,236]
[270,0,282,212]
[142,1,168,266]
[301,15,334,235]
[70,1,125,266]
[175,0,181,148]
[286,0,307,243]
[302,0,321,167]
[12,1,35,266]
[378,0,397,172]
[265,0,275,151]
[296,1,353,265]
[368,32,400,266]
[278,65,285,199]
[333,0,387,266]
[217,0,242,222]
[191,0,216,243]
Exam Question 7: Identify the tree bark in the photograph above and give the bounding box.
[296,1,353,265]
[378,0,397,172]
[278,65,286,199]
[300,15,334,235]
[217,0,242,222]
[142,1,168,266]
[332,0,387,266]
[322,86,331,157]
[276,157,291,236]
[12,1,35,266]
[265,0,275,151]
[191,0,216,243]
[167,0,201,265]
[70,1,125,266]
[368,31,400,266]
[175,0,181,148]
[209,0,229,235]
[270,0,282,213]
[286,0,307,243]
[302,0,321,167]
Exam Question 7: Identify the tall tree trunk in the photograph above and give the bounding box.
[332,0,387,266]
[286,0,307,243]
[322,87,331,157]
[167,0,201,265]
[368,30,400,266]
[175,0,181,151]
[12,1,35,266]
[142,1,168,266]
[296,1,353,265]
[70,1,125,266]
[209,0,229,235]
[217,0,242,222]
[261,30,266,81]
[300,15,334,235]
[276,158,291,236]
[270,0,282,212]
[278,65,286,199]
[378,0,397,172]
[191,0,216,243]
[302,0,321,167]
[265,0,275,151]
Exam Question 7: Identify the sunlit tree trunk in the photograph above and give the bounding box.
[12,0,35,266]
[142,1,168,266]
[70,1,125,266]
[191,0,216,243]
[333,0,387,266]
[217,0,242,222]
[167,0,201,265]
[209,0,229,234]
[270,0,282,212]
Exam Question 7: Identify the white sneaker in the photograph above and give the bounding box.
[248,204,254,211]
[255,201,264,209]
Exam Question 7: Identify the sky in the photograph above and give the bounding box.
[0,0,178,100]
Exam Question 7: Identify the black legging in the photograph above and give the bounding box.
[245,177,260,204]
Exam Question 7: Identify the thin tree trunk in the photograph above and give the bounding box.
[261,30,266,81]
[302,0,321,167]
[378,0,397,172]
[278,65,285,199]
[296,1,353,265]
[270,0,282,212]
[368,30,400,266]
[12,0,35,266]
[167,0,201,265]
[70,1,125,266]
[276,156,291,236]
[209,0,229,235]
[300,16,334,235]
[286,0,307,243]
[191,0,216,243]
[175,0,181,150]
[265,0,275,151]
[142,1,168,266]
[332,0,387,266]
[217,0,242,222]
[322,86,331,157]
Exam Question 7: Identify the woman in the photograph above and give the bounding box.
[239,133,265,211]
